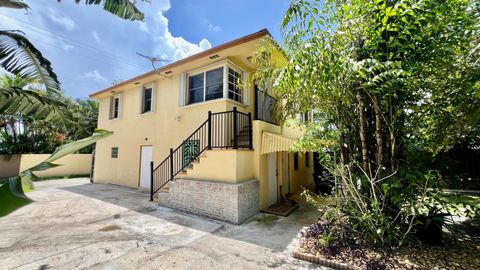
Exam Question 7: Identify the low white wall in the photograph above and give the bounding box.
[0,155,21,178]
[18,154,92,178]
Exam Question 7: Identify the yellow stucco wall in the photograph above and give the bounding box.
[19,154,91,178]
[251,121,314,209]
[289,152,315,194]
[93,57,256,188]
[181,149,254,183]
[90,36,313,210]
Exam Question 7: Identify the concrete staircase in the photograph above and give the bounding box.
[152,152,207,202]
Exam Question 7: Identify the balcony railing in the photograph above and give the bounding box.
[255,88,278,125]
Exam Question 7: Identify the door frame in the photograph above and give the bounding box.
[281,152,290,195]
[267,152,278,206]
[138,145,153,189]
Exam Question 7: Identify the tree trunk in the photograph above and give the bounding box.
[373,96,384,168]
[389,98,396,172]
[356,91,369,173]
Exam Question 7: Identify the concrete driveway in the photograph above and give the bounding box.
[0,178,326,270]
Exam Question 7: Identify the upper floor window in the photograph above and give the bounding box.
[188,73,204,104]
[188,67,224,104]
[184,61,246,106]
[109,94,121,119]
[228,67,243,103]
[142,85,153,113]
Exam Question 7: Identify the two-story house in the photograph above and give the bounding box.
[89,29,314,224]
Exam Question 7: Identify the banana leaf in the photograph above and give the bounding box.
[0,176,31,217]
[0,129,113,217]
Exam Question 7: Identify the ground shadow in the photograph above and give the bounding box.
[60,182,319,252]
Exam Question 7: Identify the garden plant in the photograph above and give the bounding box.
[251,0,480,268]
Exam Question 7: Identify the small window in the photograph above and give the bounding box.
[142,86,153,113]
[188,73,204,104]
[188,67,224,104]
[228,67,242,103]
[206,67,223,101]
[111,147,119,158]
[109,95,120,119]
[185,63,245,106]
[306,153,309,167]
[294,153,299,170]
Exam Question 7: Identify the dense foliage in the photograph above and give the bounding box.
[253,0,479,246]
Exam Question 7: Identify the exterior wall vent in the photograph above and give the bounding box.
[165,70,173,74]
[209,54,220,59]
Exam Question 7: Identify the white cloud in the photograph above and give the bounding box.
[47,8,75,31]
[151,1,212,61]
[84,69,107,83]
[4,0,214,98]
[61,43,74,51]
[209,24,222,33]
[138,21,150,33]
[92,31,100,43]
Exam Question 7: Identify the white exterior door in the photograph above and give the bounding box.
[139,146,153,189]
[268,152,278,206]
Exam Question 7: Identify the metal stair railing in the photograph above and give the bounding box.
[150,107,252,200]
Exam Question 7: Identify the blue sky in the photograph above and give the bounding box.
[0,0,290,98]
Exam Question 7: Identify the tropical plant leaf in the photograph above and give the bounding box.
[0,0,29,10]
[0,86,70,123]
[66,0,146,21]
[100,0,145,21]
[0,177,32,217]
[0,30,60,93]
[43,129,113,164]
[0,129,113,217]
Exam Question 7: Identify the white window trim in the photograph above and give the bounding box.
[109,93,122,120]
[226,65,244,104]
[139,82,156,114]
[184,59,248,106]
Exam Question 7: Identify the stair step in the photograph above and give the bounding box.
[159,183,170,193]
[152,192,160,202]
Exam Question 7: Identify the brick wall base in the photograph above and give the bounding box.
[158,179,260,224]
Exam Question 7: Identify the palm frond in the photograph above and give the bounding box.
[68,0,145,21]
[0,30,60,93]
[0,0,29,10]
[0,86,70,124]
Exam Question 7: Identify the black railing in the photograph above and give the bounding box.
[150,107,252,200]
[255,88,278,125]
